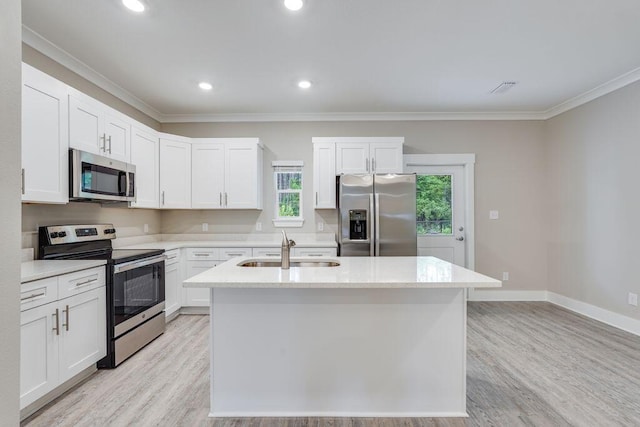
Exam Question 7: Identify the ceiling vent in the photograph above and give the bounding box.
[490,81,517,94]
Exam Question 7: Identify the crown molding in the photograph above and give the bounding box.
[543,65,640,119]
[159,111,547,123]
[22,25,164,122]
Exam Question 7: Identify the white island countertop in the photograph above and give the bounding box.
[184,256,501,289]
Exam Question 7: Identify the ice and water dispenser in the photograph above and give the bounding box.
[348,210,367,240]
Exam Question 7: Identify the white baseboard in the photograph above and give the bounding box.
[468,289,548,301]
[209,411,468,418]
[547,292,640,337]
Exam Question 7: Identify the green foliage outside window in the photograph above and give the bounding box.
[416,175,452,235]
[275,171,302,219]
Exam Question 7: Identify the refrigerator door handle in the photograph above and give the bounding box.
[375,193,381,256]
[369,194,375,256]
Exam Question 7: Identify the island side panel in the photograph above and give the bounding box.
[209,287,467,417]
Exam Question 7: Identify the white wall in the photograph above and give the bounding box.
[162,120,548,291]
[0,0,22,423]
[545,80,640,320]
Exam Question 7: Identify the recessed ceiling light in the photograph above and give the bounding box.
[298,80,312,89]
[199,82,213,91]
[122,0,145,13]
[284,0,304,11]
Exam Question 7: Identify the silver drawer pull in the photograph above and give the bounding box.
[226,253,244,257]
[167,255,178,260]
[305,254,325,257]
[265,253,280,257]
[194,253,210,257]
[75,278,98,287]
[21,292,46,301]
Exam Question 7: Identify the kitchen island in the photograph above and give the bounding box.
[184,256,501,417]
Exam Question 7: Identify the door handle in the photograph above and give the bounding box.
[369,194,374,256]
[62,304,70,331]
[162,191,165,206]
[365,158,369,173]
[107,135,112,154]
[100,133,106,152]
[456,236,464,241]
[21,168,25,195]
[52,308,60,336]
[375,193,380,255]
[225,192,228,207]
[219,192,222,207]
[315,192,318,206]
[372,158,375,172]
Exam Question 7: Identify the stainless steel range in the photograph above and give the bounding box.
[39,224,166,368]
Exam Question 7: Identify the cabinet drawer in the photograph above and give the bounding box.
[58,267,106,299]
[165,249,181,266]
[186,248,220,261]
[252,247,281,258]
[219,247,252,260]
[20,277,58,312]
[292,247,337,257]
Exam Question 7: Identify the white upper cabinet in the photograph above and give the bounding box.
[312,142,336,209]
[160,135,192,209]
[191,142,225,209]
[191,138,263,210]
[21,63,69,204]
[334,137,404,174]
[130,126,160,209]
[69,91,131,163]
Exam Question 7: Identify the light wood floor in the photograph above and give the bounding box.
[22,302,640,427]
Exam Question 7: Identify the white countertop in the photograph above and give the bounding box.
[184,256,501,289]
[21,260,107,284]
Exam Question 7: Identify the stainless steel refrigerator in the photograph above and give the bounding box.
[338,174,417,256]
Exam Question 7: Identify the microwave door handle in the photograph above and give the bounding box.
[126,172,131,197]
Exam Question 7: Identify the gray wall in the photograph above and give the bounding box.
[545,80,640,320]
[0,0,22,423]
[162,120,548,291]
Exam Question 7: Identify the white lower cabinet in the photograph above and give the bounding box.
[164,249,181,317]
[185,260,218,306]
[20,268,106,410]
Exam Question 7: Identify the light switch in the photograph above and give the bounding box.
[256,222,262,231]
[489,210,499,220]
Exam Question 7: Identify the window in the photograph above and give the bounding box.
[272,161,304,227]
[416,174,452,235]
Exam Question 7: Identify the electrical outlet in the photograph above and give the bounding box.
[502,272,509,281]
[628,292,638,307]
[143,224,149,233]
[490,210,500,220]
[202,223,208,232]
[317,222,324,231]
[256,222,262,231]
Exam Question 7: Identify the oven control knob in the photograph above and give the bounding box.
[58,231,67,237]
[50,232,59,239]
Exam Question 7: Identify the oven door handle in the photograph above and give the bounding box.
[113,255,167,274]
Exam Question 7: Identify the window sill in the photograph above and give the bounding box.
[272,219,305,228]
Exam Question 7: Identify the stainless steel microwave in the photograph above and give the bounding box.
[70,149,136,202]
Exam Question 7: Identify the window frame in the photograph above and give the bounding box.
[272,161,304,228]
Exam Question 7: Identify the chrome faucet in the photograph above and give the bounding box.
[281,230,296,269]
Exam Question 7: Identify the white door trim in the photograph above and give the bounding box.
[403,154,476,270]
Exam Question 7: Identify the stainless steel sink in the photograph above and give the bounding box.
[238,260,340,268]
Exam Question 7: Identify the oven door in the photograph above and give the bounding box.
[112,255,166,337]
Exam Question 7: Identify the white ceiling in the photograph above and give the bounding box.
[21,0,640,122]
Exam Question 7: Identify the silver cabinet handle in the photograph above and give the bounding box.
[265,253,280,257]
[315,192,318,206]
[53,308,60,336]
[62,304,69,331]
[162,191,165,206]
[75,278,98,287]
[456,236,465,241]
[219,192,222,207]
[21,292,45,301]
[167,255,178,260]
[304,253,324,257]
[100,133,106,152]
[372,158,375,172]
[107,135,112,154]
[21,168,25,195]
[366,158,369,172]
[226,253,244,257]
[369,194,374,256]
[225,192,228,207]
[194,253,210,257]
[375,193,380,255]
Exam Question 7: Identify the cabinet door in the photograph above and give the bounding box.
[313,142,336,208]
[160,139,191,209]
[370,142,403,174]
[225,143,261,209]
[69,95,104,155]
[130,127,160,209]
[22,64,69,204]
[104,113,130,162]
[184,261,217,306]
[336,142,370,174]
[20,303,59,409]
[192,142,225,209]
[58,287,106,383]
[165,261,181,317]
